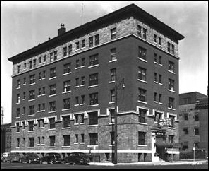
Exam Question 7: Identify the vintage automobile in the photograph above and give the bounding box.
[40,153,63,164]
[8,153,21,163]
[20,153,41,164]
[63,152,90,165]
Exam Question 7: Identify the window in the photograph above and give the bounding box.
[169,79,174,91]
[154,92,157,102]
[39,56,42,63]
[24,62,27,69]
[159,94,162,103]
[33,59,37,67]
[81,134,85,143]
[81,114,84,123]
[138,67,146,81]
[49,117,56,129]
[154,112,162,122]
[28,121,34,131]
[42,136,45,145]
[23,107,25,115]
[75,41,80,50]
[63,98,70,109]
[29,74,35,84]
[159,75,162,84]
[154,53,157,63]
[169,97,175,109]
[75,115,79,123]
[17,80,20,88]
[89,111,98,125]
[42,70,46,79]
[38,119,44,128]
[16,138,20,147]
[81,58,85,67]
[89,53,99,66]
[29,105,34,115]
[68,44,72,55]
[137,25,142,37]
[110,68,116,82]
[169,61,175,73]
[138,131,146,145]
[194,128,199,135]
[81,76,85,86]
[167,42,171,53]
[29,90,35,100]
[89,133,98,145]
[22,121,26,129]
[89,36,93,47]
[50,52,53,62]
[38,137,41,144]
[16,108,20,117]
[138,88,146,102]
[63,46,67,56]
[110,109,115,123]
[29,137,34,147]
[154,34,157,43]
[23,78,26,85]
[75,78,79,87]
[63,115,70,128]
[38,88,41,96]
[63,135,70,146]
[154,73,158,82]
[110,89,116,103]
[171,44,174,54]
[89,73,99,86]
[63,63,71,74]
[75,134,78,143]
[42,103,45,111]
[81,95,85,105]
[159,37,161,45]
[16,122,20,132]
[142,28,147,40]
[195,112,199,121]
[38,104,41,111]
[169,135,174,143]
[138,46,147,61]
[43,55,46,62]
[49,135,55,146]
[23,92,26,100]
[159,56,162,64]
[75,97,79,105]
[49,101,56,112]
[184,113,188,120]
[29,60,32,69]
[39,72,42,80]
[94,34,99,46]
[89,92,99,105]
[139,109,146,123]
[169,115,175,127]
[76,59,80,68]
[110,48,116,61]
[110,131,115,145]
[17,65,21,74]
[49,84,56,95]
[42,87,45,95]
[183,128,188,135]
[17,94,20,103]
[63,80,71,92]
[111,27,116,40]
[182,142,188,151]
[49,67,56,78]
[82,39,85,48]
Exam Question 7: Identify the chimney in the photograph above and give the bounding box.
[58,23,66,36]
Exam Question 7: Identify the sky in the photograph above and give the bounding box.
[1,1,208,124]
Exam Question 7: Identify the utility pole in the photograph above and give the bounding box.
[113,77,125,164]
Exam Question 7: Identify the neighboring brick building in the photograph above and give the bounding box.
[8,4,184,162]
[179,92,208,157]
[1,123,12,154]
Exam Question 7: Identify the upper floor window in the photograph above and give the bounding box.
[88,111,98,125]
[50,52,53,63]
[24,62,27,69]
[63,135,70,146]
[63,80,71,92]
[110,48,117,61]
[183,128,188,135]
[110,68,116,82]
[16,122,20,132]
[63,46,67,56]
[169,97,175,109]
[169,79,175,91]
[89,73,99,86]
[159,56,162,64]
[81,58,85,67]
[76,59,80,68]
[138,109,146,123]
[49,67,56,78]
[154,34,157,43]
[89,53,99,66]
[17,65,21,74]
[81,95,85,105]
[23,78,26,85]
[154,73,158,82]
[16,108,20,117]
[63,98,70,109]
[75,78,79,87]
[81,76,85,86]
[138,131,146,145]
[29,60,32,69]
[42,70,46,79]
[154,53,157,63]
[171,44,174,54]
[89,92,99,105]
[49,84,56,95]
[68,44,72,55]
[94,34,99,46]
[89,36,93,48]
[43,55,46,62]
[169,115,175,127]
[29,137,34,147]
[39,56,42,63]
[89,133,98,145]
[194,127,199,135]
[29,90,35,100]
[49,135,55,146]
[75,41,80,50]
[137,25,142,37]
[195,112,199,121]
[29,105,34,115]
[17,94,20,104]
[63,115,70,128]
[138,88,146,102]
[29,74,35,84]
[168,61,175,73]
[154,92,157,102]
[33,59,37,68]
[167,42,171,53]
[159,37,161,45]
[110,89,116,103]
[169,135,174,143]
[111,27,116,40]
[17,138,20,147]
[142,28,147,40]
[28,120,34,131]
[159,75,162,84]
[154,111,162,122]
[63,63,71,74]
[49,101,56,112]
[184,113,188,120]
[82,39,85,48]
[49,117,56,129]
[53,50,57,61]
[138,46,147,61]
[138,67,146,81]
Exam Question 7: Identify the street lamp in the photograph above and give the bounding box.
[113,77,125,164]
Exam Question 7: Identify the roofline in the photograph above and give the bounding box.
[8,3,184,62]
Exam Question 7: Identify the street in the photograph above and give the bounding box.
[1,162,208,169]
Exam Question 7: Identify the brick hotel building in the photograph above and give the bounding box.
[8,4,184,162]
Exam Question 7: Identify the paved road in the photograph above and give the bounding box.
[1,162,208,169]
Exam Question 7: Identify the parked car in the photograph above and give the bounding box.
[63,152,90,165]
[20,153,41,164]
[40,153,63,164]
[8,153,21,163]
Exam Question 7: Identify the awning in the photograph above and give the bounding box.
[155,142,173,148]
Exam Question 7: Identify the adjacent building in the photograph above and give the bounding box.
[1,123,12,154]
[8,4,184,162]
[179,92,208,158]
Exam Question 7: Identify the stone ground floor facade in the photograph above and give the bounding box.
[11,109,180,162]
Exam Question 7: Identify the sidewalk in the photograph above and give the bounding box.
[89,159,208,166]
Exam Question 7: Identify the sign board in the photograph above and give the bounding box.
[158,118,172,127]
